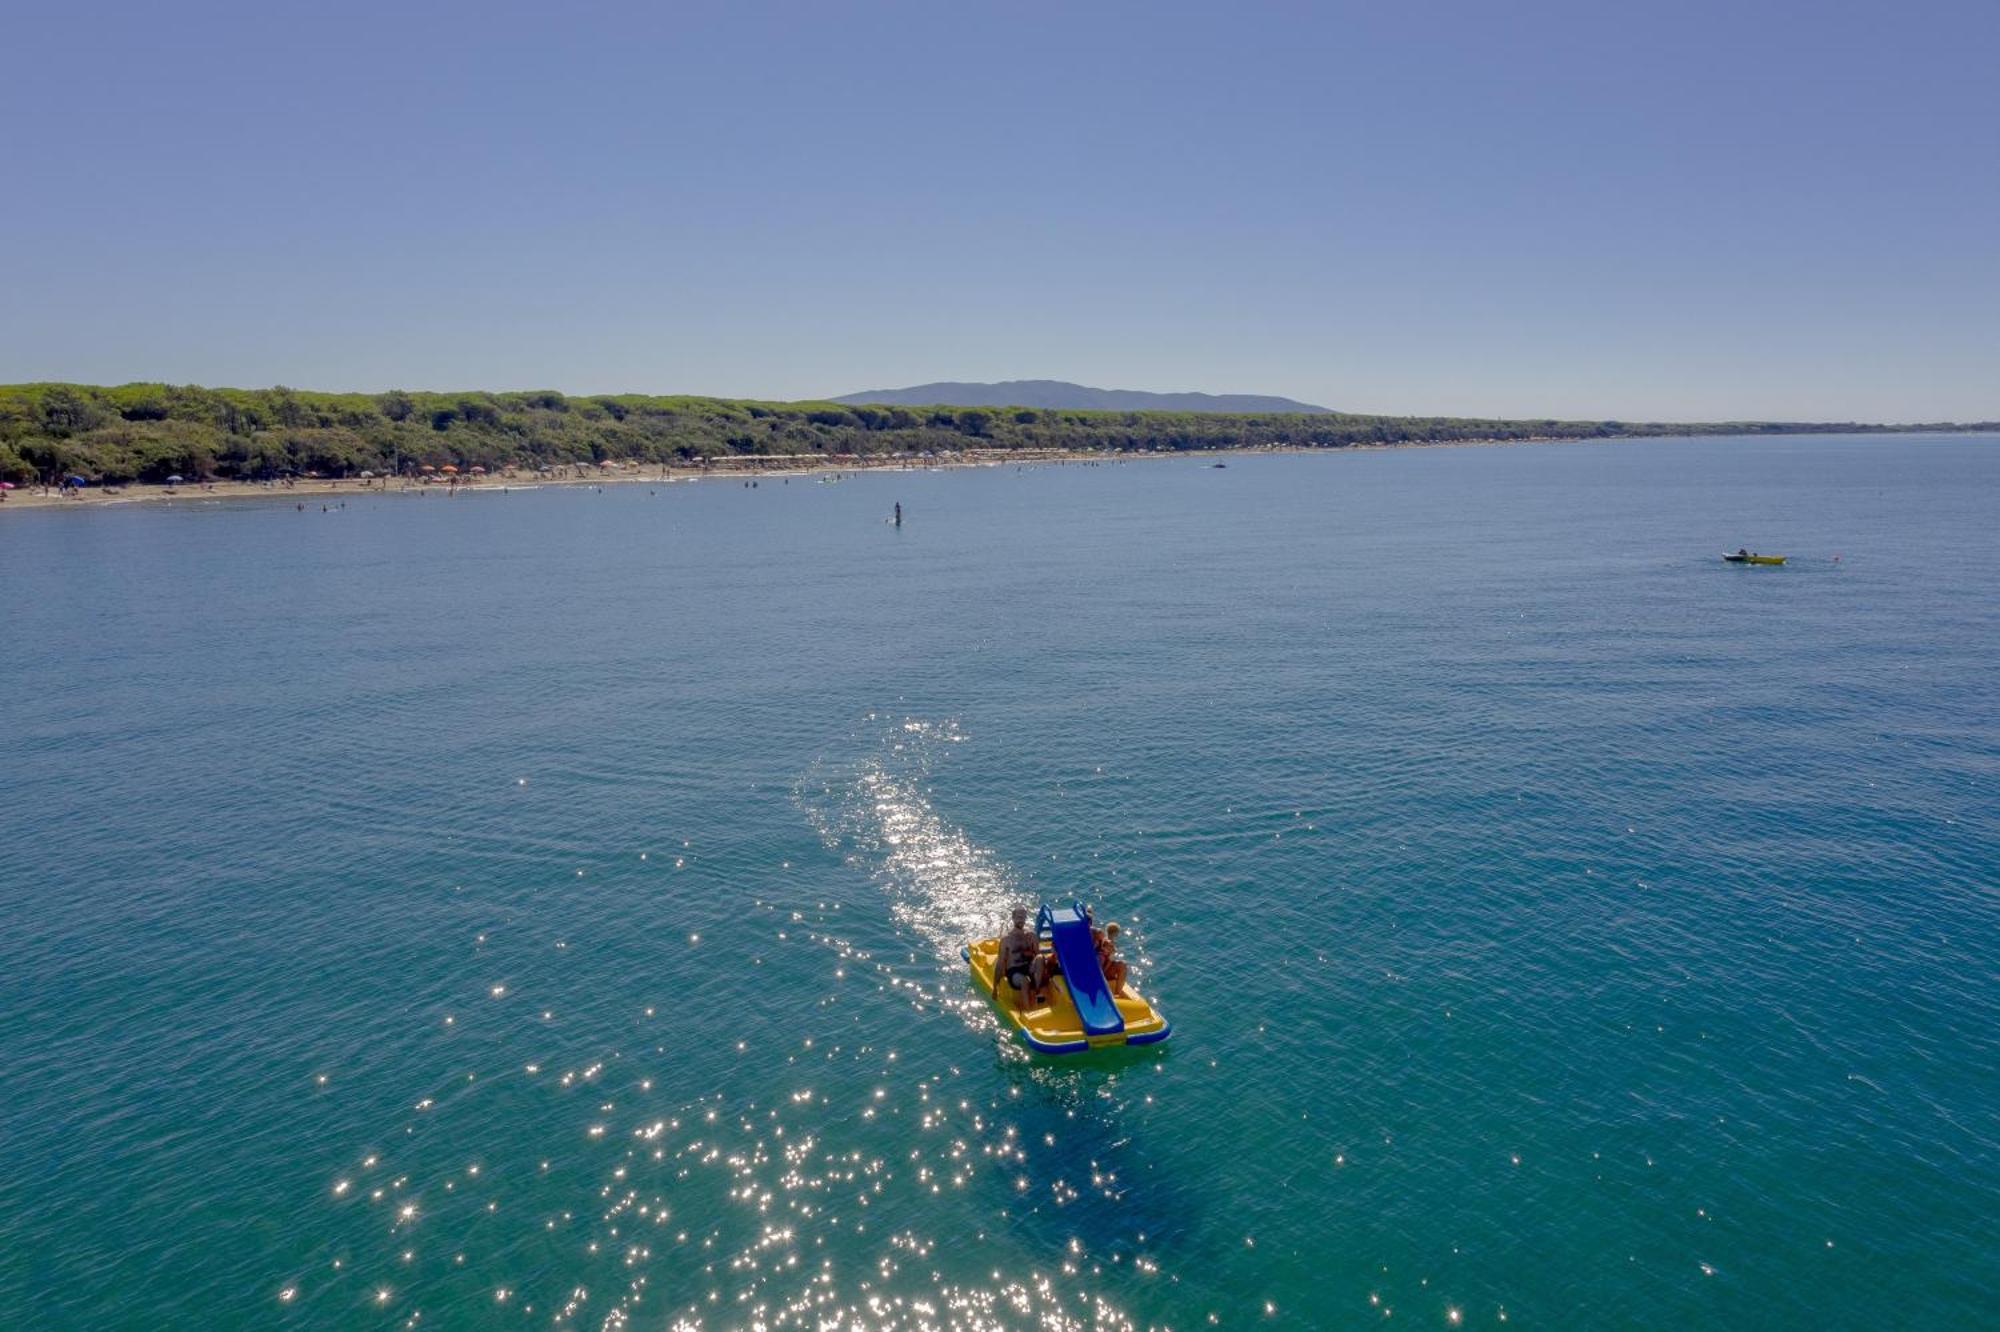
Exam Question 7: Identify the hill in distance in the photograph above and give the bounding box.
[830,379,1332,414]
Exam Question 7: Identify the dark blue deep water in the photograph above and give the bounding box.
[2,435,1995,1329]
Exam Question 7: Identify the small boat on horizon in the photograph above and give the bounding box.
[1723,549,1786,565]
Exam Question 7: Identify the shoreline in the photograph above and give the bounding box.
[0,448,1094,512]
[1,430,1975,514]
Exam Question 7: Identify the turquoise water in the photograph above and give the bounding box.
[2,436,1995,1329]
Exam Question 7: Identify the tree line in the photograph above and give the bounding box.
[0,381,1983,485]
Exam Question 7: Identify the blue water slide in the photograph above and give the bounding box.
[1038,901,1125,1038]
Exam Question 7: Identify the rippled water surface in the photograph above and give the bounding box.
[2,436,1996,1329]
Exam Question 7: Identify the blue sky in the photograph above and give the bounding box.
[3,0,1995,420]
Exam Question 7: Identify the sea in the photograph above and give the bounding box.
[1,434,1994,1330]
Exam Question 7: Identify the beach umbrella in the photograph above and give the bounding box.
[65,474,87,486]
[440,464,459,474]
[469,465,487,474]
[598,459,616,468]
[420,464,437,472]
[0,481,15,490]
[165,474,185,484]
[357,470,375,478]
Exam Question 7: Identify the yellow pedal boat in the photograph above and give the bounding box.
[963,901,1170,1053]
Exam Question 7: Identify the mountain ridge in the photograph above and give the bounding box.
[830,379,1332,414]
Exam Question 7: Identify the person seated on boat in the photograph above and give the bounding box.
[1737,547,1750,558]
[1096,921,1129,996]
[994,907,1039,1005]
[1029,948,1062,1007]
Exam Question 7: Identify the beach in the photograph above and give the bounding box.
[0,434,1720,513]
[0,448,1124,511]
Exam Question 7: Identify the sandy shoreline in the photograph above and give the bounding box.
[0,448,1091,512]
[0,434,1627,514]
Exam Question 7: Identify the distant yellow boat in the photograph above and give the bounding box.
[1722,552,1786,565]
[964,901,1170,1053]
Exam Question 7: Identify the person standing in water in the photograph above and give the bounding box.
[894,501,902,527]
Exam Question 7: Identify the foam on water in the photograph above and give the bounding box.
[802,718,1012,970]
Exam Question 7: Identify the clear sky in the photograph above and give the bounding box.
[3,0,1995,421]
